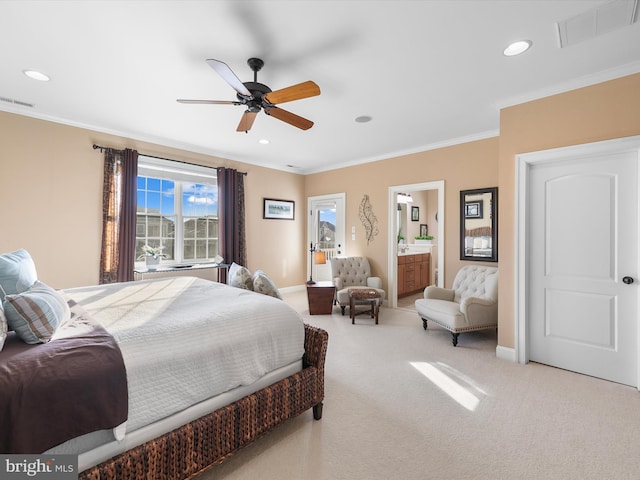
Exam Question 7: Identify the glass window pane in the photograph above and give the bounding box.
[163,239,175,260]
[137,191,146,212]
[162,180,175,215]
[196,218,207,237]
[183,240,195,260]
[184,218,195,238]
[318,208,336,249]
[146,192,161,214]
[147,216,161,237]
[136,217,146,236]
[147,177,161,191]
[195,240,206,259]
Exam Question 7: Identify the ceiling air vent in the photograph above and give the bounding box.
[0,96,35,108]
[557,0,639,48]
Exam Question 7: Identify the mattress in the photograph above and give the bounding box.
[46,276,305,469]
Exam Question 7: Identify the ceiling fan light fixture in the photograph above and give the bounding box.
[23,69,50,82]
[503,40,532,57]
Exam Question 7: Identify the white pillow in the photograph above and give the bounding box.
[0,249,38,301]
[228,262,253,290]
[3,280,70,344]
[252,270,282,299]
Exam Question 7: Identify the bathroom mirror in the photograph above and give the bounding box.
[460,187,498,262]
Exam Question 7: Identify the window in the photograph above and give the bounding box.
[136,156,218,265]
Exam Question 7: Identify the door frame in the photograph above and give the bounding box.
[515,135,640,388]
[388,181,445,308]
[307,193,346,282]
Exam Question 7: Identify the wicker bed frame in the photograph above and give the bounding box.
[79,324,328,480]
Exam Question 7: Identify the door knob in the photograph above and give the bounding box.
[623,276,634,284]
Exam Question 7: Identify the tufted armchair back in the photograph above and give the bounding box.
[330,256,385,315]
[451,265,498,304]
[331,257,373,289]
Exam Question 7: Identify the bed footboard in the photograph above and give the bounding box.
[80,323,328,480]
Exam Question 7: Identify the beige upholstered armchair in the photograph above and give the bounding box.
[415,265,498,346]
[331,257,385,315]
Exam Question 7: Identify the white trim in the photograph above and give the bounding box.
[388,181,445,309]
[303,131,499,175]
[497,60,640,111]
[515,135,640,387]
[495,345,517,363]
[279,285,306,294]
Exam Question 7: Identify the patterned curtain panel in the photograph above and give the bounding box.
[217,167,246,266]
[99,148,138,284]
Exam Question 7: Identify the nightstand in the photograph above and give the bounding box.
[306,281,336,315]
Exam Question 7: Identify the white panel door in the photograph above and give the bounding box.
[528,151,638,386]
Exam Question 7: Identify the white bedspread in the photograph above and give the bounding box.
[63,277,305,434]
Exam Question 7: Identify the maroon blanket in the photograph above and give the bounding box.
[0,299,128,453]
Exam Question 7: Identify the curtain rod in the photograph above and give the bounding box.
[92,144,247,175]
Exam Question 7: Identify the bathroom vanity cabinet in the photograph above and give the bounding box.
[398,253,430,297]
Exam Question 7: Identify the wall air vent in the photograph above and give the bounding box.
[0,96,35,108]
[557,0,639,48]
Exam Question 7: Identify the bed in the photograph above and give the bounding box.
[0,274,328,479]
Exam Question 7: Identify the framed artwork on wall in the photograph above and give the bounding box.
[464,200,484,219]
[411,206,419,221]
[420,224,428,237]
[263,198,295,220]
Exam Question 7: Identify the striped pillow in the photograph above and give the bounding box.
[0,306,6,352]
[3,281,70,344]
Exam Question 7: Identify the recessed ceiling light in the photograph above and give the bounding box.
[23,70,50,82]
[355,115,372,123]
[258,139,270,145]
[503,40,532,57]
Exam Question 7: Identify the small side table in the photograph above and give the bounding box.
[306,281,336,315]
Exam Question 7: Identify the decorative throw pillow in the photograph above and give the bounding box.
[252,270,282,300]
[228,262,254,290]
[0,306,7,352]
[3,280,70,344]
[0,249,38,301]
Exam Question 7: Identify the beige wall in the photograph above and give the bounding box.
[0,111,306,289]
[304,137,500,291]
[3,72,637,353]
[497,73,640,349]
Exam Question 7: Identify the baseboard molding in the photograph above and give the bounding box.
[279,284,307,294]
[496,345,517,363]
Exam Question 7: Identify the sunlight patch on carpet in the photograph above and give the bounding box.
[410,361,480,411]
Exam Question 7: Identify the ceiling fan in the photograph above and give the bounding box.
[177,58,320,133]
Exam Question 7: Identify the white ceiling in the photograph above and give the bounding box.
[2,1,639,174]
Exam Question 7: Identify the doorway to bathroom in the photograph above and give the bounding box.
[388,181,445,309]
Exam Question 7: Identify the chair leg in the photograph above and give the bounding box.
[452,333,459,347]
[341,305,346,315]
[422,318,428,330]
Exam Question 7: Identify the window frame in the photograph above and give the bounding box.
[136,156,218,267]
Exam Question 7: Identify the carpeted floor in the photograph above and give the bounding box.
[199,289,640,480]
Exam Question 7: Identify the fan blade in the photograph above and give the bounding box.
[265,106,314,130]
[206,59,252,97]
[236,111,258,132]
[177,99,242,105]
[264,81,320,105]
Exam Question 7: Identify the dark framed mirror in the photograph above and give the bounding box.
[460,187,498,262]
